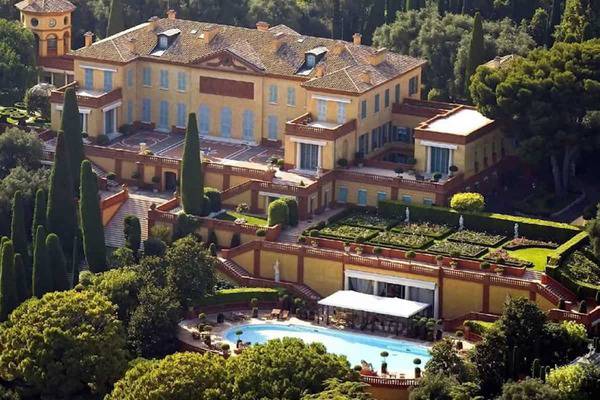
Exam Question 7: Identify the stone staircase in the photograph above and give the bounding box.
[103,194,157,248]
[218,257,321,303]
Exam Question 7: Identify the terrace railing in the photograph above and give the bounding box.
[50,81,122,109]
[286,113,357,141]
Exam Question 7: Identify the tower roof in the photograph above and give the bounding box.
[15,0,76,13]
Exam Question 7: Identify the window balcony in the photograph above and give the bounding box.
[50,81,122,109]
[286,113,356,141]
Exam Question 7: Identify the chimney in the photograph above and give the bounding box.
[84,31,94,47]
[148,16,159,30]
[166,9,176,20]
[331,41,345,56]
[125,37,137,54]
[359,70,371,85]
[315,63,326,78]
[368,48,388,66]
[201,24,219,44]
[256,21,270,32]
[353,33,362,45]
[271,32,286,53]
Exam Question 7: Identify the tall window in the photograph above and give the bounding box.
[357,189,368,206]
[374,93,380,113]
[103,71,113,91]
[142,98,151,122]
[47,34,57,55]
[384,88,390,107]
[409,76,419,95]
[127,69,134,87]
[338,186,348,203]
[243,110,254,140]
[317,100,327,121]
[268,85,278,103]
[220,107,232,138]
[287,87,296,106]
[395,83,400,103]
[377,192,387,202]
[198,105,210,134]
[142,67,151,86]
[337,103,346,124]
[358,133,368,155]
[268,116,278,140]
[299,143,319,171]
[159,101,169,129]
[177,72,187,91]
[126,101,133,124]
[83,68,93,90]
[430,147,450,174]
[360,100,367,119]
[176,103,186,127]
[159,70,169,89]
[371,128,379,151]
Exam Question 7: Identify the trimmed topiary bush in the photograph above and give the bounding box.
[282,197,299,227]
[450,192,485,212]
[204,187,222,213]
[267,199,289,227]
[96,134,110,146]
[143,237,167,257]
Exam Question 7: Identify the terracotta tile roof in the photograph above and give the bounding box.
[71,18,426,94]
[15,0,76,13]
[38,55,74,71]
[103,194,154,248]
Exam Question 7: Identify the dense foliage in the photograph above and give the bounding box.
[450,192,485,212]
[80,160,107,272]
[0,19,36,105]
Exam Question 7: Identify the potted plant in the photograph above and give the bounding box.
[381,351,389,374]
[449,165,458,177]
[221,343,230,357]
[277,159,285,170]
[337,158,348,168]
[355,246,363,255]
[256,229,267,239]
[455,330,464,350]
[494,266,504,276]
[405,250,416,265]
[435,254,444,267]
[236,203,249,213]
[413,358,422,378]
[198,313,206,323]
[480,261,491,271]
[235,330,244,348]
[298,236,307,245]
[373,246,383,258]
[343,241,351,253]
[433,172,442,182]
[395,167,404,177]
[311,239,319,248]
[355,151,365,167]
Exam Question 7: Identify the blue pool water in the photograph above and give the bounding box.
[224,324,431,373]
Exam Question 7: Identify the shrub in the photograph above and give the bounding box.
[24,84,51,119]
[480,261,491,270]
[230,232,241,248]
[337,158,348,168]
[427,88,446,101]
[143,237,167,257]
[267,199,289,227]
[450,192,485,212]
[96,134,110,146]
[236,203,249,213]
[200,194,211,217]
[256,229,266,237]
[282,197,299,227]
[150,224,172,244]
[118,124,133,135]
[204,187,222,212]
[373,246,383,256]
[309,229,320,238]
[106,172,117,181]
[197,288,280,306]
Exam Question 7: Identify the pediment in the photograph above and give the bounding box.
[191,49,265,75]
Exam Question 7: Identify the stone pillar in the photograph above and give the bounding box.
[482,275,490,313]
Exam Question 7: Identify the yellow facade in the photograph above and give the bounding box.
[442,279,484,319]
[20,11,72,58]
[488,287,530,315]
[303,257,344,297]
[334,180,434,207]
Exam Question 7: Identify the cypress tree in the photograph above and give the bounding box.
[80,160,106,272]
[46,234,69,292]
[0,240,17,321]
[124,215,141,255]
[10,191,29,274]
[406,0,420,10]
[13,253,28,303]
[61,88,84,195]
[31,188,47,240]
[180,113,204,216]
[548,0,564,46]
[107,0,125,36]
[46,131,77,258]
[465,12,484,97]
[72,234,81,287]
[32,226,51,298]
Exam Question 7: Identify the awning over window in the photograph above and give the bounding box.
[318,290,430,319]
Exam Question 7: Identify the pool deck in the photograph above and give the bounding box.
[178,310,472,377]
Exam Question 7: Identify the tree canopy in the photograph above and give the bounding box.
[0,18,36,105]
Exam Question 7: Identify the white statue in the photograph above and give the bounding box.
[459,215,464,231]
[274,259,281,283]
[514,223,519,239]
[405,207,410,223]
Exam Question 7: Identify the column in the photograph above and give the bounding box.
[344,275,350,290]
[448,149,454,172]
[373,281,379,296]
[433,285,440,319]
[296,142,301,169]
[426,146,432,173]
[404,285,410,300]
[317,145,322,169]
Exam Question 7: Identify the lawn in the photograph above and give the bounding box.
[507,247,557,271]
[216,211,267,227]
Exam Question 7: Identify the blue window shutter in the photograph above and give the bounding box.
[339,187,348,203]
[198,105,210,134]
[221,107,231,137]
[268,116,278,140]
[84,69,93,89]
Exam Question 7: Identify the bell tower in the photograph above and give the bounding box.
[15,0,76,58]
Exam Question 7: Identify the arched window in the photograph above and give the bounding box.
[63,32,70,53]
[64,16,69,25]
[47,34,58,56]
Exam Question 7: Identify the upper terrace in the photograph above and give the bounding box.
[50,81,122,109]
[286,113,357,141]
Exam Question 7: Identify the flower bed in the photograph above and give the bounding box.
[338,213,397,230]
[392,222,452,238]
[562,251,600,285]
[483,249,533,268]
[503,237,559,250]
[428,240,488,258]
[447,230,506,247]
[318,225,379,241]
[369,231,433,250]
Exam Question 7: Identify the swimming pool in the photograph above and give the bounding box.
[224,323,431,373]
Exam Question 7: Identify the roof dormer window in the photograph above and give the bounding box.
[158,35,168,50]
[151,29,180,56]
[306,54,316,68]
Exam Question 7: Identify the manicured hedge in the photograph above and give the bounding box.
[464,320,495,335]
[378,200,580,243]
[368,231,433,250]
[204,187,222,213]
[196,288,281,307]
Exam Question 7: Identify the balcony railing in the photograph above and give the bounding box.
[50,81,122,109]
[286,113,356,141]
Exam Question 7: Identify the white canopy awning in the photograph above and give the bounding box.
[318,290,430,319]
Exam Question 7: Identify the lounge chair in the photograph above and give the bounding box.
[280,310,289,320]
[270,309,281,319]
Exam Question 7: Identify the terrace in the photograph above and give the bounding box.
[285,112,357,141]
[50,81,122,109]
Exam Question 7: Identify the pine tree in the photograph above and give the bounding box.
[124,215,141,255]
[80,160,106,272]
[61,88,84,195]
[31,188,46,240]
[10,191,29,276]
[46,131,77,258]
[13,253,28,303]
[32,226,51,298]
[180,113,204,216]
[46,234,69,292]
[465,12,484,97]
[106,0,125,36]
[0,240,18,321]
[554,0,588,43]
